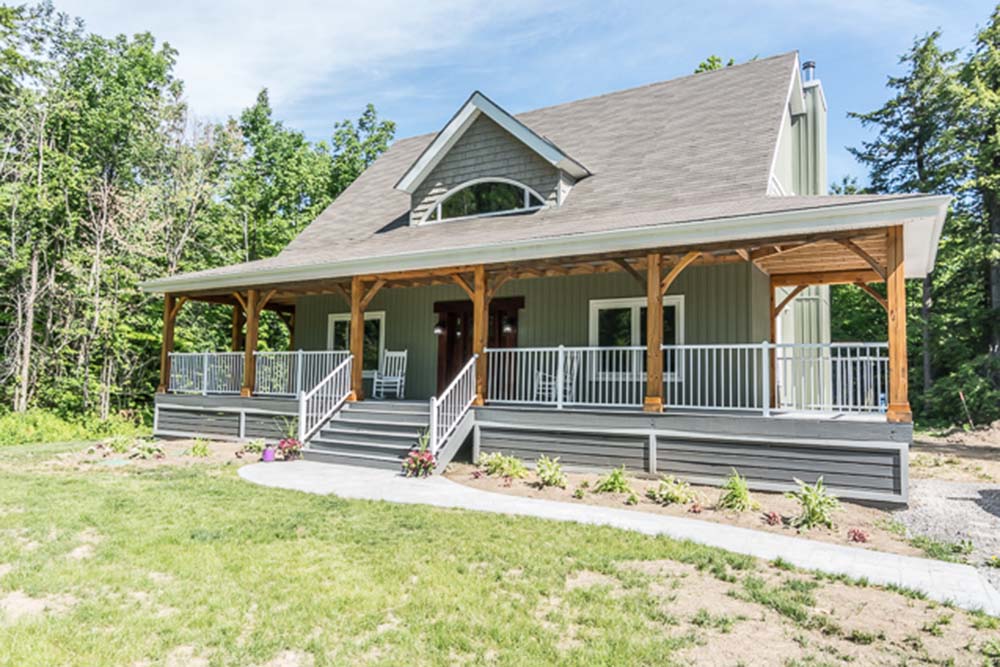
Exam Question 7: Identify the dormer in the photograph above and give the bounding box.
[394,92,590,225]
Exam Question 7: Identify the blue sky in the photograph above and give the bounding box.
[60,0,994,185]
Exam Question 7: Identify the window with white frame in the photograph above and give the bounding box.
[421,178,545,224]
[588,296,684,379]
[327,312,385,377]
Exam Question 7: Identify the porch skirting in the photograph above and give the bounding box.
[473,407,910,505]
[153,394,297,441]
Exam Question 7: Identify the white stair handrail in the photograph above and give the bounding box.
[297,356,353,443]
[429,354,478,455]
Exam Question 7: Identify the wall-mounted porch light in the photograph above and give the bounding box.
[433,321,446,336]
[501,316,517,334]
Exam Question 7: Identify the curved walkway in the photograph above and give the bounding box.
[239,461,1000,616]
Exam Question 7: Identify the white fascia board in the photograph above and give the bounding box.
[142,195,951,294]
[788,54,806,116]
[394,92,589,194]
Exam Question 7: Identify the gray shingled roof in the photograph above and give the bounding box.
[144,52,934,291]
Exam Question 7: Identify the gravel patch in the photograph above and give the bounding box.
[896,478,1000,590]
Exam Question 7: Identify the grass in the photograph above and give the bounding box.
[0,442,759,666]
[879,518,975,563]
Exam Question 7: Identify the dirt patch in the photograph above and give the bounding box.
[35,438,260,472]
[446,463,920,559]
[0,590,77,624]
[0,564,11,578]
[912,423,1000,483]
[604,560,995,665]
[165,645,209,667]
[261,650,314,667]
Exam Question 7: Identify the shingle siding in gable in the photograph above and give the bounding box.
[410,114,561,224]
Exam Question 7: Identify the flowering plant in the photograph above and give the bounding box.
[278,437,302,461]
[402,431,435,477]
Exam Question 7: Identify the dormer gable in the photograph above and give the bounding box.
[395,92,589,225]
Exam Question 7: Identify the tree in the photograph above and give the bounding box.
[846,32,959,400]
[694,55,735,73]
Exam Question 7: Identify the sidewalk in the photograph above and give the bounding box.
[239,461,1000,616]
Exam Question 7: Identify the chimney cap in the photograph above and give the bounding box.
[802,60,816,81]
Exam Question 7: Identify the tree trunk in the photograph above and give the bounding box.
[15,251,39,413]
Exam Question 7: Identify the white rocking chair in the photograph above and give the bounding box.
[533,351,581,404]
[372,350,407,399]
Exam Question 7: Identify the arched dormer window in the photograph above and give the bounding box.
[421,178,545,224]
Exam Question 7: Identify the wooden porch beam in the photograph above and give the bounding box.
[256,289,277,315]
[613,258,645,287]
[330,282,351,307]
[473,265,487,405]
[854,281,888,311]
[232,291,247,314]
[772,285,808,319]
[886,225,911,423]
[837,239,887,281]
[660,251,700,296]
[734,248,750,262]
[360,279,385,310]
[240,289,259,397]
[157,293,180,393]
[486,270,515,304]
[451,274,475,300]
[770,269,882,288]
[644,253,664,413]
[230,305,244,352]
[350,276,365,400]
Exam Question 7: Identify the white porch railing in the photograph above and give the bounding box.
[168,352,244,395]
[486,342,889,415]
[429,355,478,454]
[298,356,353,443]
[254,350,351,396]
[487,346,646,408]
[774,343,888,413]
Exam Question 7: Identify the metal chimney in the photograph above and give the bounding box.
[802,60,816,82]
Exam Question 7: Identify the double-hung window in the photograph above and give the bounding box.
[327,312,385,377]
[587,296,684,380]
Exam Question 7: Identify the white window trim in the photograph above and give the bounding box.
[417,177,546,226]
[327,311,386,379]
[587,295,685,382]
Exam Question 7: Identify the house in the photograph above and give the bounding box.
[142,53,949,504]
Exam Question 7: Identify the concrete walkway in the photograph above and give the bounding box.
[239,461,1000,616]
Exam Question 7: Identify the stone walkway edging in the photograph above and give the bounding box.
[239,461,1000,617]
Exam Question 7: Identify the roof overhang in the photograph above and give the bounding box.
[142,195,950,295]
[393,91,590,194]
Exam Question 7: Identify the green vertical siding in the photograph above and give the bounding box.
[295,262,772,399]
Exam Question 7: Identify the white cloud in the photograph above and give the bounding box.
[54,0,558,119]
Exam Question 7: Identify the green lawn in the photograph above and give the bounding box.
[0,442,995,666]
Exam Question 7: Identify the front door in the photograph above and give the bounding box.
[434,297,523,393]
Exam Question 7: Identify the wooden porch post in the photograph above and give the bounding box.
[157,293,177,393]
[230,304,244,352]
[644,253,664,412]
[241,289,259,397]
[473,265,487,405]
[350,276,364,401]
[886,225,912,423]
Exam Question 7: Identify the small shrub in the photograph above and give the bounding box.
[762,510,782,526]
[534,455,567,489]
[986,556,1000,569]
[688,502,703,514]
[593,466,633,494]
[278,437,302,461]
[572,487,585,499]
[847,528,869,543]
[786,477,840,530]
[106,436,133,455]
[189,438,210,458]
[243,439,265,454]
[646,475,696,506]
[479,452,527,479]
[129,440,164,460]
[625,492,639,506]
[717,469,758,512]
